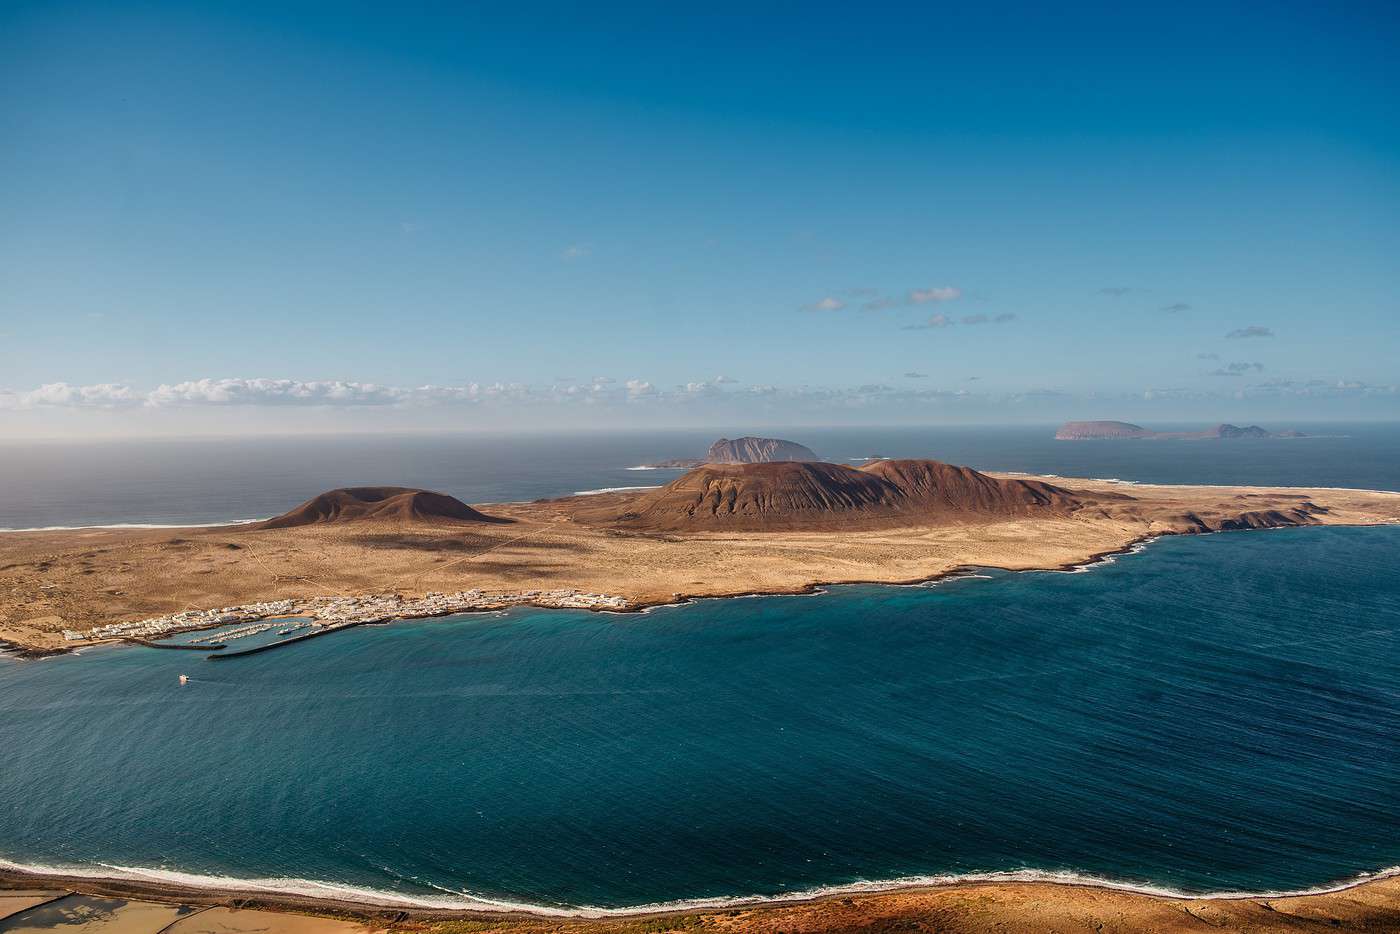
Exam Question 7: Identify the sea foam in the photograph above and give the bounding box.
[3,857,1399,918]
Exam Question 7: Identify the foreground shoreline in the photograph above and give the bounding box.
[7,862,1400,931]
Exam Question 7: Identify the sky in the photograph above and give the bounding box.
[2,1,1398,437]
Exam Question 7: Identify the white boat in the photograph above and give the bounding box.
[178,674,189,685]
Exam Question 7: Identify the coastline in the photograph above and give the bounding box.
[4,471,1400,655]
[7,483,1400,930]
[0,531,1215,657]
[6,860,1400,928]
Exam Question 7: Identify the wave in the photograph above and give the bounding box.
[4,856,1399,917]
[0,857,554,915]
[1045,536,1159,574]
[572,485,661,496]
[0,518,268,533]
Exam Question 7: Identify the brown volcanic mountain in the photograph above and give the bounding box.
[578,459,1086,531]
[860,459,1078,511]
[252,487,504,529]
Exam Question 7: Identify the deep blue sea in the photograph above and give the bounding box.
[2,425,1399,912]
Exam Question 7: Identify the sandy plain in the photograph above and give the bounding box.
[2,475,1398,652]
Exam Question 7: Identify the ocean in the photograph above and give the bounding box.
[1,422,1398,529]
[2,424,1399,912]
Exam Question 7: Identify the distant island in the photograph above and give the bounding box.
[637,435,820,469]
[1055,420,1305,441]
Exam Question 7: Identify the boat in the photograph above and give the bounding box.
[178,674,189,685]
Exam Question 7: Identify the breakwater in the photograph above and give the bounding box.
[206,623,361,660]
[124,639,227,651]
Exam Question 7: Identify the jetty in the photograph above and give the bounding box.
[123,638,227,651]
[206,622,361,660]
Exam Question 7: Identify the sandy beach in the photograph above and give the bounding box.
[1,474,1397,653]
[6,867,1400,933]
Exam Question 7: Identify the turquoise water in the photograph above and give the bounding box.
[3,526,1400,911]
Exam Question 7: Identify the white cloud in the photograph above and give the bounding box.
[1226,326,1274,339]
[902,313,955,331]
[804,296,846,312]
[0,378,542,410]
[714,375,739,384]
[1210,361,1264,377]
[0,382,144,408]
[146,378,406,407]
[860,286,963,311]
[909,286,961,304]
[10,371,1389,424]
[562,244,590,260]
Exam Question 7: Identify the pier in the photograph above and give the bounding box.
[124,638,227,651]
[206,623,361,660]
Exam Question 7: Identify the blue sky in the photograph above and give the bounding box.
[2,1,1397,435]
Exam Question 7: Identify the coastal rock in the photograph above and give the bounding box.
[251,487,506,529]
[705,436,820,464]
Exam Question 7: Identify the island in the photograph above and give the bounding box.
[1056,420,1305,440]
[635,435,820,469]
[2,458,1397,654]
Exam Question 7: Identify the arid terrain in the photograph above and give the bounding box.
[2,460,1398,652]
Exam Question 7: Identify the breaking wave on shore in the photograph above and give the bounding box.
[0,518,268,533]
[4,857,1400,918]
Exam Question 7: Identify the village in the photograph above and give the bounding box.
[65,588,632,644]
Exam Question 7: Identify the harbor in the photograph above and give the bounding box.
[65,589,633,658]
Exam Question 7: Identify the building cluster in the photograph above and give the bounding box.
[310,589,631,624]
[66,589,630,642]
[70,600,299,641]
